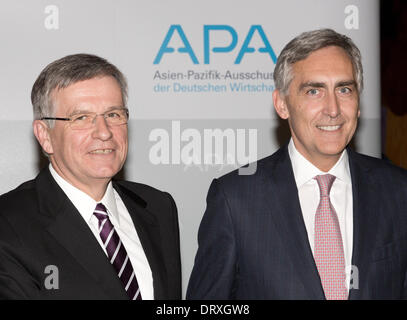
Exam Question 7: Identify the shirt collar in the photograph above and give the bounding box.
[48,164,120,225]
[100,181,120,225]
[288,138,351,188]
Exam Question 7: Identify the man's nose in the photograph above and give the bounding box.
[324,92,341,118]
[91,115,113,140]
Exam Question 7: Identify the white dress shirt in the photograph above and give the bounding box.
[287,139,353,287]
[49,164,154,299]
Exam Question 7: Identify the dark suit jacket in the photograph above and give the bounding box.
[0,167,181,300]
[187,145,407,299]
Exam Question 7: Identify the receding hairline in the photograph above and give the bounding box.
[273,29,364,95]
[48,75,126,115]
[281,47,361,96]
[50,74,124,95]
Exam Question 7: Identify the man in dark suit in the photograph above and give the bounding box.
[187,29,407,299]
[0,54,181,299]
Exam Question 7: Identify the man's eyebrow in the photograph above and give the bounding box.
[69,106,124,116]
[298,80,357,92]
[336,80,357,88]
[298,82,326,92]
[67,109,90,117]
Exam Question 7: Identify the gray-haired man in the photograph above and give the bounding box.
[0,54,181,299]
[187,29,407,300]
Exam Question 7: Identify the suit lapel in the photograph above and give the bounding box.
[36,168,128,299]
[347,149,379,299]
[114,183,167,299]
[261,146,325,299]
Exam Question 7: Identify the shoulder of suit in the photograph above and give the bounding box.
[216,147,285,185]
[0,178,39,230]
[114,180,175,208]
[114,179,168,195]
[349,149,407,184]
[0,179,37,211]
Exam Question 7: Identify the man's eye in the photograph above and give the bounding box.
[73,114,90,121]
[338,87,352,94]
[307,88,320,95]
[106,112,121,118]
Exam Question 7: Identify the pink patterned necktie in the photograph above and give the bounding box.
[93,203,142,300]
[314,174,347,300]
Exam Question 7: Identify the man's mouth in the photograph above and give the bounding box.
[89,149,114,154]
[316,125,342,132]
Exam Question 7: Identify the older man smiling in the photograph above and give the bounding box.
[0,54,181,300]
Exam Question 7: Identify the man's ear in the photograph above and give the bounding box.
[272,89,290,120]
[33,120,54,155]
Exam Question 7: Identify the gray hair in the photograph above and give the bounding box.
[273,29,363,96]
[31,53,128,127]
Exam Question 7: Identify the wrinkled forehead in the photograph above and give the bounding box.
[290,46,356,86]
[50,76,124,115]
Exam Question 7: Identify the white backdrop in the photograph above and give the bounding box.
[0,0,380,297]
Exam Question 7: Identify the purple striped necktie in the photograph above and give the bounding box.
[93,203,142,300]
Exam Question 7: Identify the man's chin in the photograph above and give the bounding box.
[319,146,347,158]
[87,168,121,180]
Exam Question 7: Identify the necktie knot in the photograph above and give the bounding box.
[315,174,336,197]
[94,203,108,223]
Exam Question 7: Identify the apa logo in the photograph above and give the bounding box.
[153,25,277,65]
